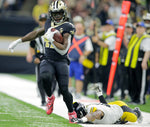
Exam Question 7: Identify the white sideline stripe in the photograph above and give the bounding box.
[0,74,150,127]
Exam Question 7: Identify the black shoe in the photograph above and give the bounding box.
[128,101,140,105]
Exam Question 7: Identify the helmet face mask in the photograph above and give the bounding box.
[49,0,67,24]
[51,9,65,24]
[73,102,87,118]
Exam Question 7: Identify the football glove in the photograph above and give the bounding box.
[44,27,59,43]
[96,85,103,96]
[90,83,103,96]
[8,38,22,52]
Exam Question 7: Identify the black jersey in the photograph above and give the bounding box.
[44,18,75,62]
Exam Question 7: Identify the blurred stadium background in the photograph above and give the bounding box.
[0,0,150,75]
[0,1,150,126]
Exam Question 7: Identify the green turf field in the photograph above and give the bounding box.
[0,92,81,127]
[12,74,150,113]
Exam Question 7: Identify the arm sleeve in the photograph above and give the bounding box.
[105,36,116,50]
[85,38,94,52]
[140,38,150,51]
[98,95,108,104]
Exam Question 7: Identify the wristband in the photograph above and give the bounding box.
[32,55,36,63]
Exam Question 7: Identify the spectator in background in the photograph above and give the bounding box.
[32,0,48,23]
[143,12,150,97]
[1,0,25,11]
[124,22,150,104]
[68,16,93,99]
[118,23,134,100]
[93,19,116,99]
[97,2,110,25]
[83,20,100,96]
[3,0,16,10]
[108,0,121,26]
[143,12,150,34]
[70,0,89,18]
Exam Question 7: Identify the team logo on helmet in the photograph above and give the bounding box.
[49,0,67,24]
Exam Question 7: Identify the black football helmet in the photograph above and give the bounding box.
[49,0,67,24]
[73,102,87,118]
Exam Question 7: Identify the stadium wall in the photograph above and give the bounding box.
[0,36,35,74]
[0,55,35,74]
[0,15,38,74]
[0,16,38,36]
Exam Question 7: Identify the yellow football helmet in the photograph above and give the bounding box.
[49,0,67,24]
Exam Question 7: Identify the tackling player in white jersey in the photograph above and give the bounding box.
[72,85,143,124]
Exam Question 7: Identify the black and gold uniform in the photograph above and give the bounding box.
[39,17,75,112]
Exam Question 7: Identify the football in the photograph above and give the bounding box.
[51,28,63,44]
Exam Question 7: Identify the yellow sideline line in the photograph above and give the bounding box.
[0,36,21,40]
[0,51,26,56]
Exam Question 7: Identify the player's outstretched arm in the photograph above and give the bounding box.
[22,27,45,42]
[71,110,104,124]
[8,27,45,52]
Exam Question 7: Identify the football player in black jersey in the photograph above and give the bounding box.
[8,0,77,123]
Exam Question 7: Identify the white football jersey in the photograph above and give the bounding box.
[86,103,123,124]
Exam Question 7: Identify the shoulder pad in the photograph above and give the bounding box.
[60,22,75,35]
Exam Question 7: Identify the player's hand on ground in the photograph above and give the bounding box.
[8,39,22,52]
[44,27,59,43]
